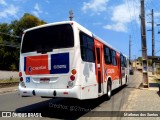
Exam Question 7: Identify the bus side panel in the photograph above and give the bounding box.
[79,62,98,99]
[75,26,98,99]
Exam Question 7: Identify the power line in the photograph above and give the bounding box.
[147,9,155,75]
[149,0,160,12]
[126,0,140,57]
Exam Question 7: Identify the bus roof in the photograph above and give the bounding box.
[23,21,123,55]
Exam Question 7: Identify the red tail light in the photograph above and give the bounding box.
[19,72,22,77]
[20,77,23,82]
[70,75,75,81]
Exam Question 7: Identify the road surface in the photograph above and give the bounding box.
[0,71,142,120]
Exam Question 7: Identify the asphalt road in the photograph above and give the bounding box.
[0,71,142,120]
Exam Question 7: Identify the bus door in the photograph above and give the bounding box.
[94,43,103,93]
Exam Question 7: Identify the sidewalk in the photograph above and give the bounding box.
[121,72,160,111]
[120,72,160,120]
[122,87,160,111]
[0,86,18,94]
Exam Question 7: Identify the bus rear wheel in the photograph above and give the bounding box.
[106,81,112,99]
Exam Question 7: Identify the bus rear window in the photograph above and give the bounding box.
[21,24,74,53]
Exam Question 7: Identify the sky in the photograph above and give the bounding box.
[0,0,160,59]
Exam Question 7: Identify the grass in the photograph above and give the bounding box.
[0,78,19,83]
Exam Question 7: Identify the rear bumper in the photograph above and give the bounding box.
[18,85,81,99]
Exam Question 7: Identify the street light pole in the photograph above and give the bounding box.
[129,35,131,63]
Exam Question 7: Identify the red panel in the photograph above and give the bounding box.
[25,55,50,75]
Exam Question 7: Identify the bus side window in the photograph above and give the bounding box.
[104,46,111,64]
[80,32,95,63]
[121,55,124,67]
[124,56,127,67]
[111,50,117,66]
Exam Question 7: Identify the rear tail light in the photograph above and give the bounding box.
[20,77,23,82]
[19,72,22,77]
[70,75,75,81]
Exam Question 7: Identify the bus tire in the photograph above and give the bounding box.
[125,76,128,85]
[106,80,112,99]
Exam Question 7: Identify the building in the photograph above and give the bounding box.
[131,60,142,70]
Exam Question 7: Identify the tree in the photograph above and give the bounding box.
[11,13,46,38]
[0,13,46,71]
[138,57,142,63]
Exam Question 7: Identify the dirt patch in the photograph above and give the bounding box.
[0,82,19,88]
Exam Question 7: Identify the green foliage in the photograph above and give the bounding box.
[9,64,17,71]
[138,57,142,63]
[148,60,152,66]
[11,13,46,37]
[0,13,46,71]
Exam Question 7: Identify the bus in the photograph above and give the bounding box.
[18,21,129,100]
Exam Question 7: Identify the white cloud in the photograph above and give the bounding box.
[93,22,102,26]
[103,23,127,32]
[82,0,109,14]
[0,4,19,18]
[0,0,7,6]
[32,3,43,17]
[104,0,140,32]
[34,3,41,13]
[155,12,160,18]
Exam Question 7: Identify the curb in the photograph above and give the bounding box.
[138,83,159,91]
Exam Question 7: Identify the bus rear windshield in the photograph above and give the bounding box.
[21,24,74,53]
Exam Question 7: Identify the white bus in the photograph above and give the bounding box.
[18,21,129,100]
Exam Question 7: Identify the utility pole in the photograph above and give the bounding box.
[158,24,160,34]
[129,35,131,63]
[140,0,149,88]
[69,10,74,21]
[147,9,155,75]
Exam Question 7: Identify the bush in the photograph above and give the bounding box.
[9,64,17,71]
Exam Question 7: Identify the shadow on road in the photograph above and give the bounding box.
[16,85,126,119]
